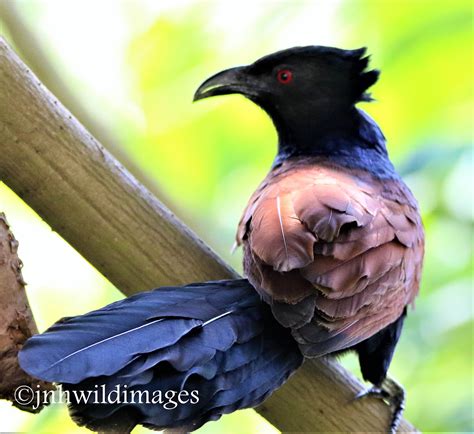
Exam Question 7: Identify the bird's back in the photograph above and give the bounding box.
[237,156,424,357]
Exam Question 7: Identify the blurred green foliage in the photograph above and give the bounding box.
[0,0,472,432]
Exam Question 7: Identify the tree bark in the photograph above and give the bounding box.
[0,212,52,411]
[0,0,178,214]
[0,37,417,432]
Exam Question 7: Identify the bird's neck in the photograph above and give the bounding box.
[273,108,398,179]
[275,104,356,147]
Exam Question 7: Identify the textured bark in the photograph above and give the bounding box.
[0,37,417,432]
[0,213,52,411]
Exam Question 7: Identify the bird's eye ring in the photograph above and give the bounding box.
[277,69,293,84]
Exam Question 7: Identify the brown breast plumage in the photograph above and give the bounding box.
[237,157,424,357]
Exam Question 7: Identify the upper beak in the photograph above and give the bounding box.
[193,66,259,102]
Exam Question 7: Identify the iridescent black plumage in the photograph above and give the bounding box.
[19,280,303,431]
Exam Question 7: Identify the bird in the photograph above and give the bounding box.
[18,46,424,433]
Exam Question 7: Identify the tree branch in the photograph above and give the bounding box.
[0,212,53,411]
[0,37,417,432]
[0,0,178,214]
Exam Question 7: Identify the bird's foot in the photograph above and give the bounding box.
[354,377,405,434]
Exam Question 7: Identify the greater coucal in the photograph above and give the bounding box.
[19,46,424,433]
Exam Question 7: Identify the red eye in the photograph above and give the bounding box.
[277,69,293,84]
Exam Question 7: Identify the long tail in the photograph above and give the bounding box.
[19,279,303,432]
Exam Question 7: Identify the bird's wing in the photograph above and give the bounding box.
[237,158,424,356]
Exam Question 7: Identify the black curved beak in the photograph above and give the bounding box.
[193,66,261,102]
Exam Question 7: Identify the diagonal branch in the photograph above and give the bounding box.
[0,37,417,432]
[0,0,178,214]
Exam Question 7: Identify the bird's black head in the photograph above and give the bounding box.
[194,46,380,150]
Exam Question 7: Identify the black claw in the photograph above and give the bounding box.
[354,378,406,433]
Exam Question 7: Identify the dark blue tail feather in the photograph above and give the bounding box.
[19,279,303,431]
